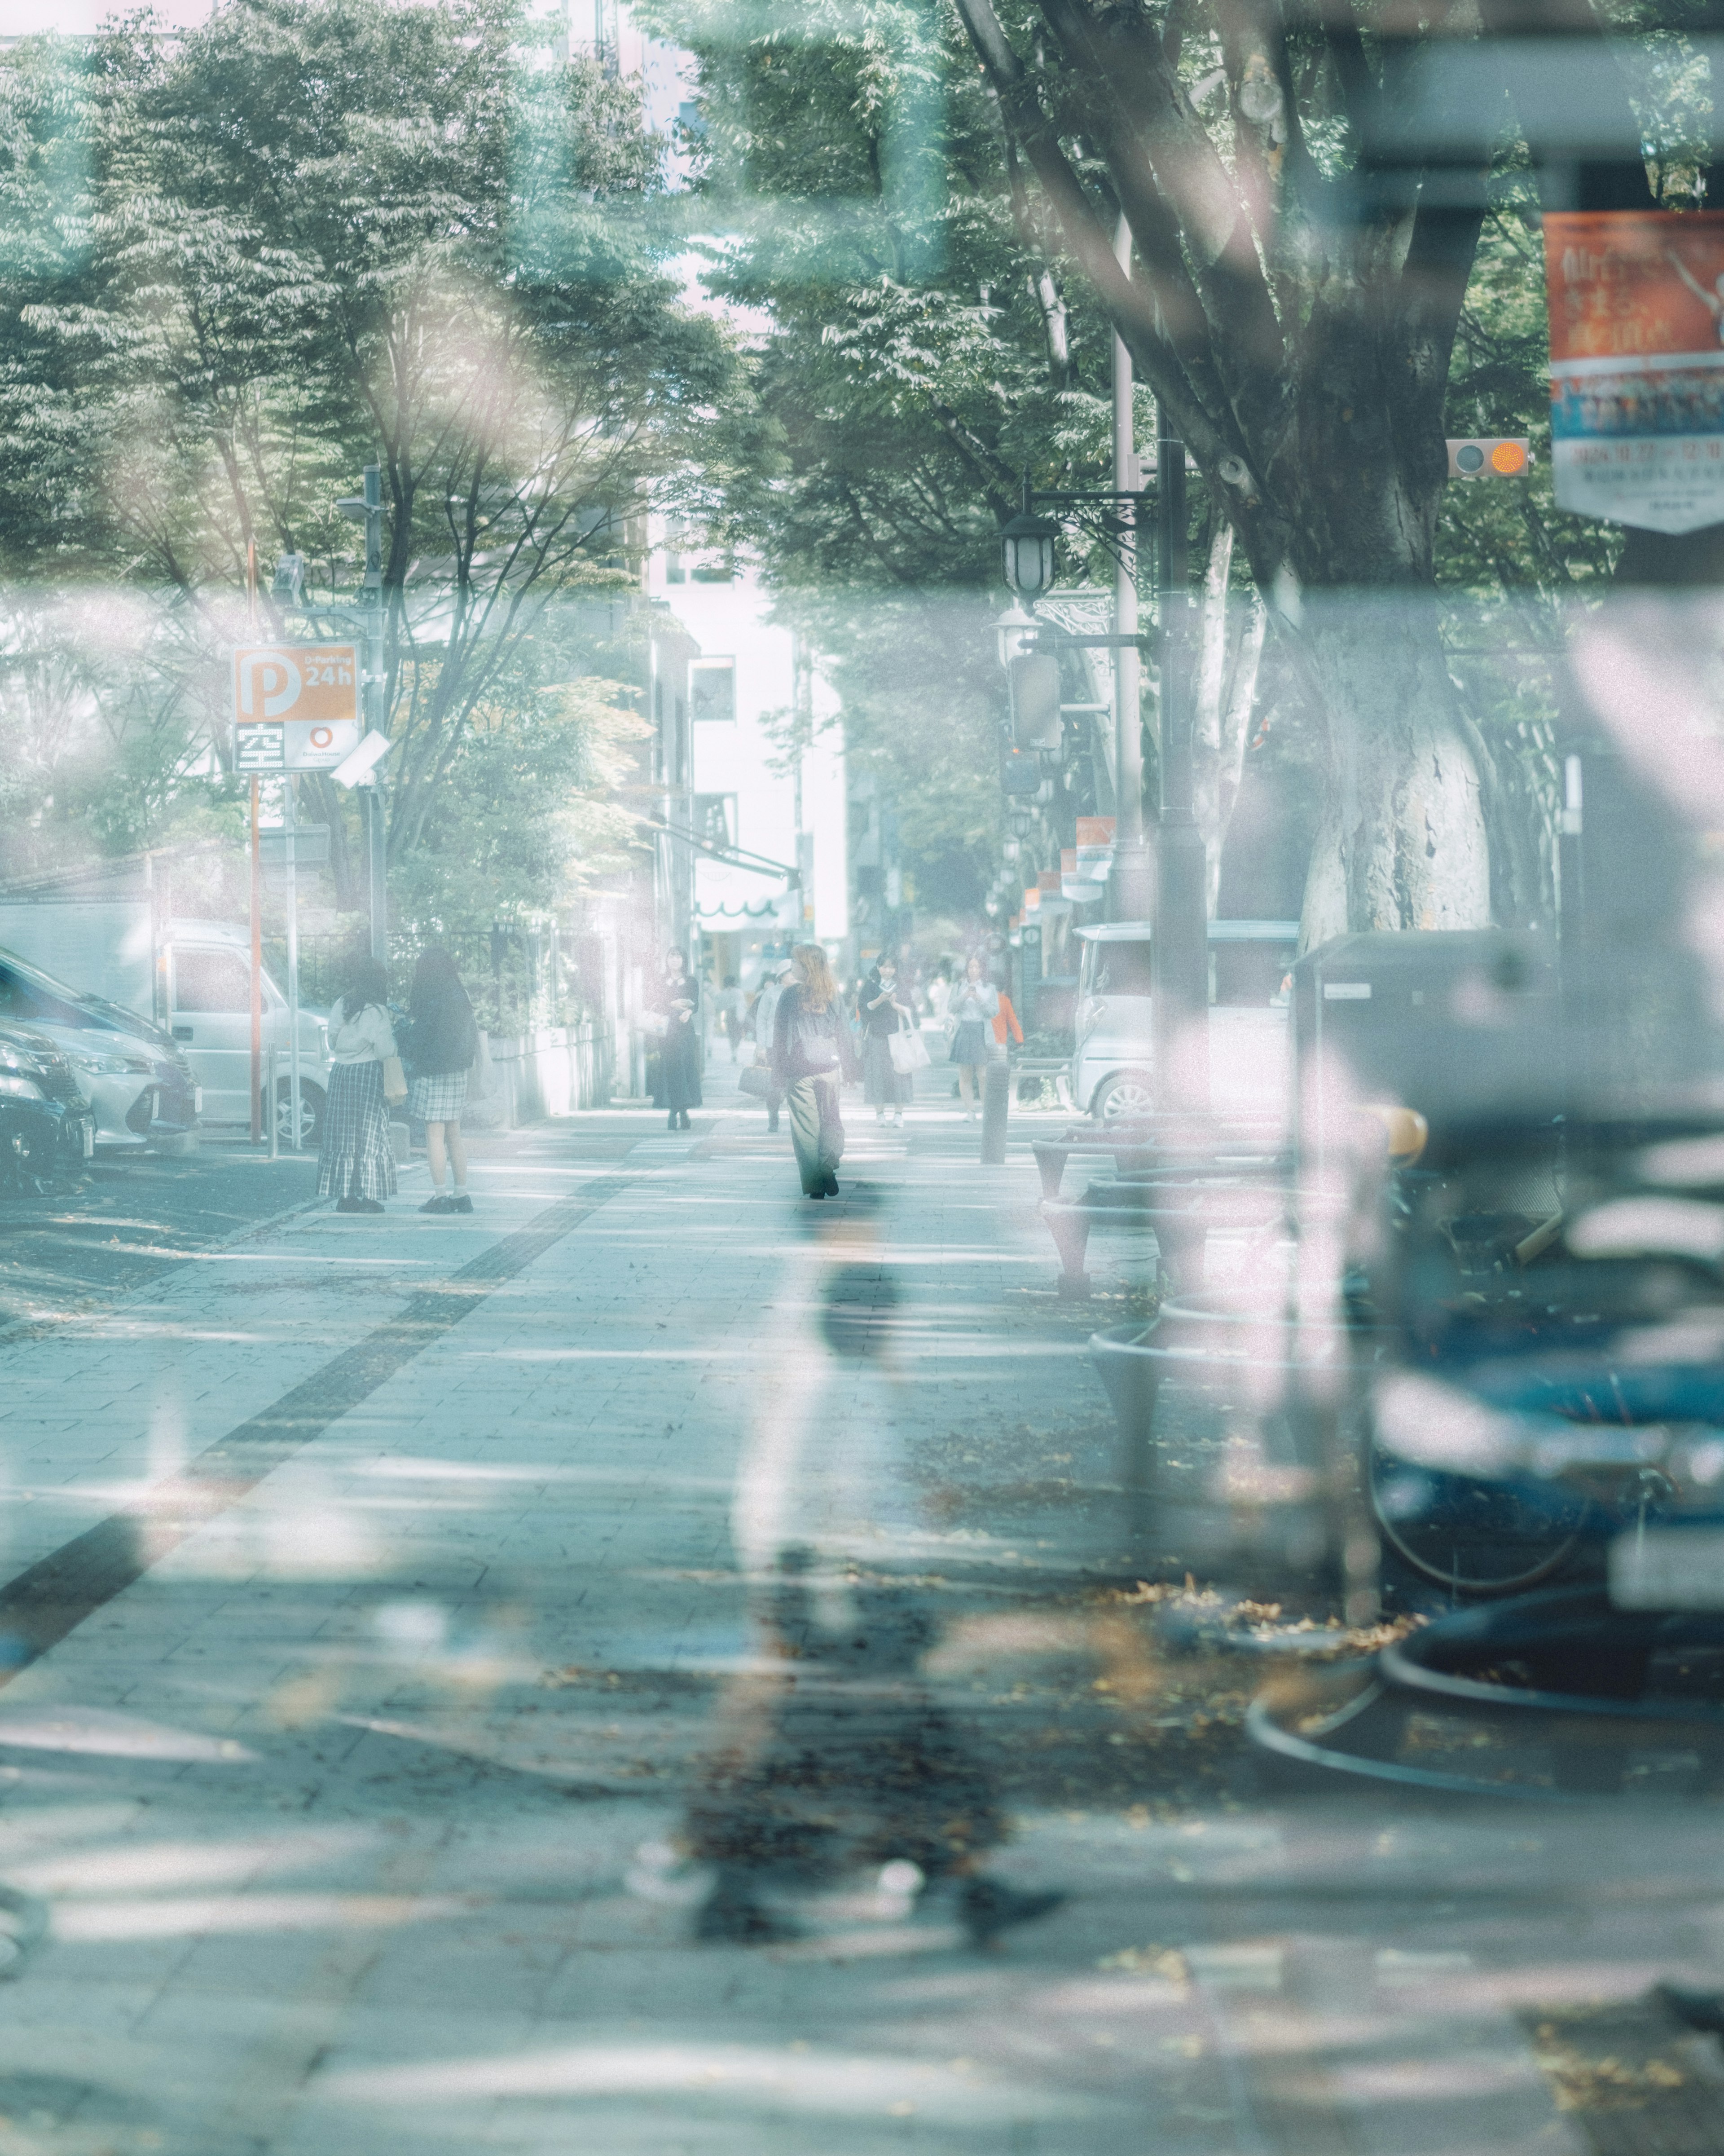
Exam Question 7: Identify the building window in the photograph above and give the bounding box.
[690,661,735,724]
[691,556,736,583]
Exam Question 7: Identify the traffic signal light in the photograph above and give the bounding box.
[1008,652,1060,750]
[1447,437,1530,480]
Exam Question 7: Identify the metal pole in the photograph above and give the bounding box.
[286,779,303,1151]
[1150,402,1210,1111]
[1109,218,1154,924]
[267,1045,278,1161]
[364,462,387,965]
[249,776,263,1143]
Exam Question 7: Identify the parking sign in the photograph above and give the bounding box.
[231,644,362,771]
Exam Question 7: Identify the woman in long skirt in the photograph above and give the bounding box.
[650,949,703,1130]
[317,955,401,1214]
[858,952,913,1127]
[772,944,858,1199]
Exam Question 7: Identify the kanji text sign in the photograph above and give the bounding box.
[231,644,362,770]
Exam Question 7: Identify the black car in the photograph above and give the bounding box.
[0,1022,95,1192]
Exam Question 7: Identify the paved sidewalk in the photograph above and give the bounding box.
[0,1070,1701,2153]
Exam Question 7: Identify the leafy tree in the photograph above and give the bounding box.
[0,0,731,937]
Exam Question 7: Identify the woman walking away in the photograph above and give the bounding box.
[651,949,702,1130]
[318,955,404,1214]
[948,955,998,1122]
[773,944,858,1199]
[859,952,914,1129]
[405,946,478,1215]
[752,961,792,1135]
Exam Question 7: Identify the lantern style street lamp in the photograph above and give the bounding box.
[1000,498,1058,601]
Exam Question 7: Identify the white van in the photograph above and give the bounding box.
[0,894,334,1146]
[1071,918,1300,1120]
[166,922,333,1142]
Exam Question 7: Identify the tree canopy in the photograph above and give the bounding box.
[0,0,732,945]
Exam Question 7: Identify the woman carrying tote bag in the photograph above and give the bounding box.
[317,954,404,1214]
[859,952,916,1128]
[772,944,859,1199]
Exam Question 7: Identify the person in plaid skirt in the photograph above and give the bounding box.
[317,955,401,1213]
[403,946,478,1214]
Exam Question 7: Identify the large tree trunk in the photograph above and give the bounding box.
[1191,516,1266,917]
[1297,591,1491,947]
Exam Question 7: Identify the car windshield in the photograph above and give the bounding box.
[0,951,113,1031]
[1082,937,1154,997]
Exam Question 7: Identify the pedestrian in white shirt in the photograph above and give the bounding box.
[317,955,405,1213]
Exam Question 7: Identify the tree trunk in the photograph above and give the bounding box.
[1297,591,1491,946]
[1190,516,1266,917]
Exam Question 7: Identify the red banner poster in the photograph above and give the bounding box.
[1544,210,1724,533]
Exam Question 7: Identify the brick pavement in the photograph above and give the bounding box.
[0,1067,1702,2152]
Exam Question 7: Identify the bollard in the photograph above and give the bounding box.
[981,1056,1009,1164]
[266,1046,277,1161]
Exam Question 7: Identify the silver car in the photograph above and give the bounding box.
[1070,918,1300,1120]
[0,946,198,1149]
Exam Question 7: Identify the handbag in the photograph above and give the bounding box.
[888,1021,929,1076]
[640,1010,668,1038]
[381,1054,408,1105]
[739,1063,772,1098]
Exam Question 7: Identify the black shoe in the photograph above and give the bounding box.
[959,1878,1065,1949]
[356,1198,384,1214]
[806,1187,826,1200]
[420,1194,453,1214]
[450,1193,473,1213]
[679,1111,693,1130]
[667,1114,677,1130]
[823,1172,840,1196]
[335,1195,361,1213]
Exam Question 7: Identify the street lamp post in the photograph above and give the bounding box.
[1151,410,1209,1111]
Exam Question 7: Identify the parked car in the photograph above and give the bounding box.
[0,895,330,1145]
[0,944,197,1150]
[0,1021,95,1190]
[1071,918,1301,1120]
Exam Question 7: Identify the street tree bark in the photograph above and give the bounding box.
[949,0,1530,938]
[1191,516,1266,920]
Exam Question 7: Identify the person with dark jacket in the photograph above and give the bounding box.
[651,949,702,1130]
[403,946,478,1214]
[772,944,858,1199]
[858,952,914,1128]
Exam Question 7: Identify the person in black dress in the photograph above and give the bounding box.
[651,949,702,1130]
[858,952,914,1127]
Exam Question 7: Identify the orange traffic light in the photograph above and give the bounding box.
[1447,437,1531,480]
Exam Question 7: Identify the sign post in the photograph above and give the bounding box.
[250,778,262,1143]
[232,639,362,1148]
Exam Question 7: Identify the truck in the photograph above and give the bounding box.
[0,863,333,1145]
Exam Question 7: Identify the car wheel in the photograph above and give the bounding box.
[274,1079,325,1149]
[1094,1070,1155,1120]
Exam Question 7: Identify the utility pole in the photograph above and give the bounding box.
[1151,405,1209,1110]
[358,464,387,964]
[1109,218,1153,924]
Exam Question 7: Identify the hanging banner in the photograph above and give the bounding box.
[1545,211,1724,534]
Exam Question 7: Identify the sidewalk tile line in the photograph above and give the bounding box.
[0,1174,635,1684]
